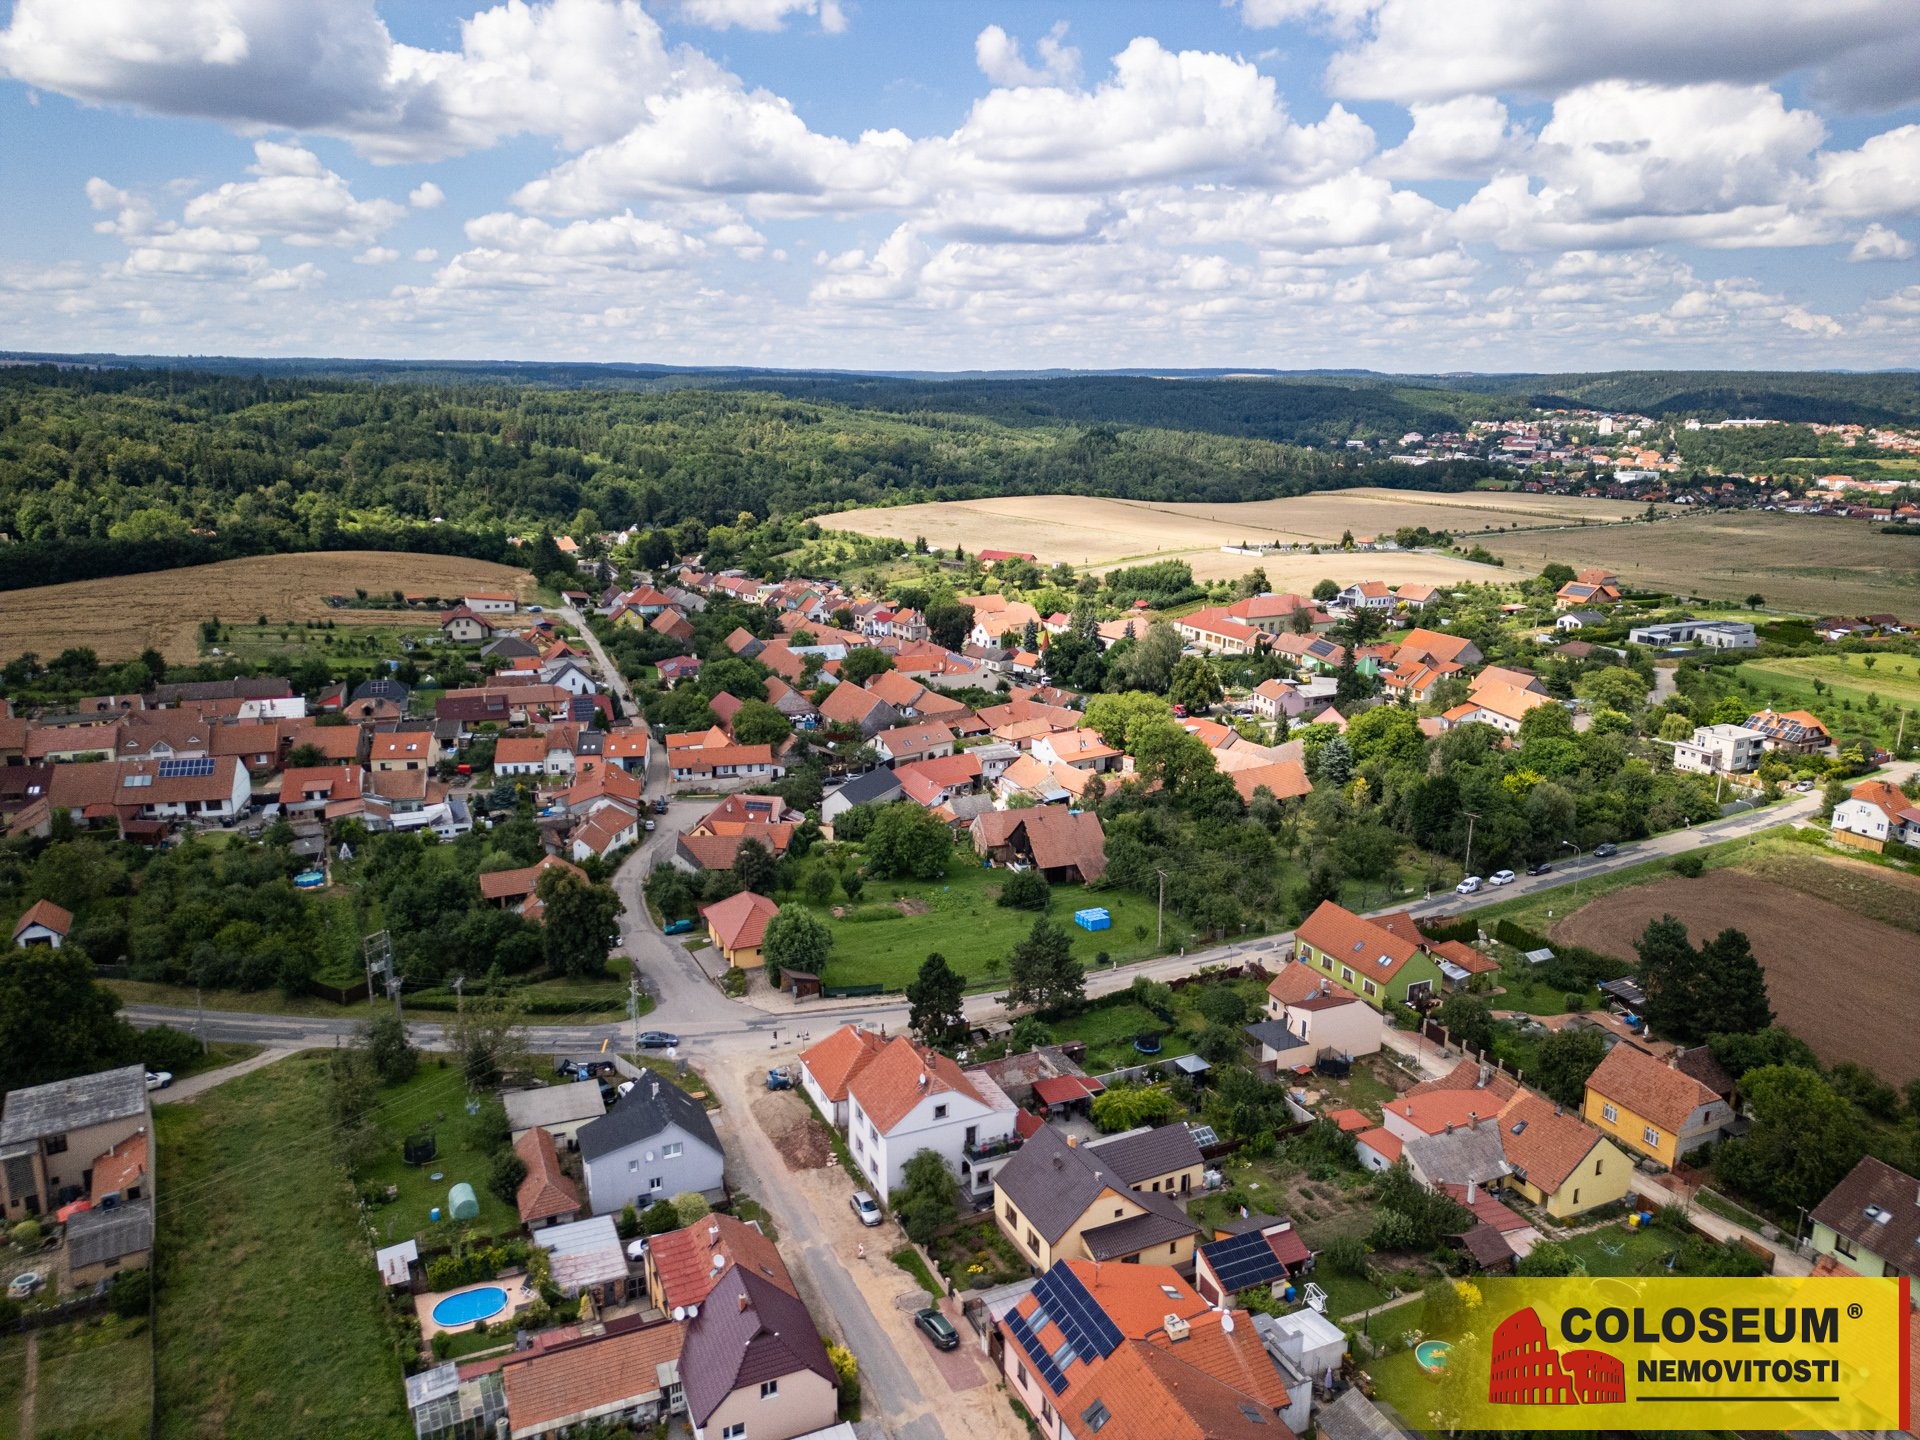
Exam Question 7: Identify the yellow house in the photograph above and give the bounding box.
[698,890,778,970]
[1496,1092,1631,1220]
[1581,1042,1733,1169]
[993,1126,1200,1271]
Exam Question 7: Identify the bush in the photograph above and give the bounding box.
[721,968,749,998]
[488,1149,528,1205]
[996,869,1051,911]
[617,1204,641,1240]
[1324,1236,1369,1277]
[109,1267,151,1318]
[11,1218,43,1248]
[139,1025,204,1074]
[827,1340,860,1410]
[430,1330,454,1360]
[1669,853,1705,878]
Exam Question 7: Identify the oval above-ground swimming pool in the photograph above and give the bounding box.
[1415,1340,1453,1372]
[431,1286,508,1328]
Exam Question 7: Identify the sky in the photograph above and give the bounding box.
[1,0,1918,373]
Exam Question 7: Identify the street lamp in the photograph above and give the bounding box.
[1560,840,1581,903]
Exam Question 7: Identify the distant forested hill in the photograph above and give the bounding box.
[0,366,1487,590]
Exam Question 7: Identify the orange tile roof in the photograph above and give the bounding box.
[11,898,73,940]
[89,1131,147,1203]
[1356,1128,1402,1162]
[1327,1108,1372,1133]
[1229,760,1312,805]
[1266,963,1328,1006]
[700,891,779,952]
[368,730,434,762]
[478,855,587,902]
[799,1025,886,1103]
[1495,1090,1602,1193]
[1584,1043,1720,1133]
[1295,900,1424,984]
[1403,1057,1520,1104]
[848,1036,983,1135]
[512,1127,580,1224]
[648,1214,796,1311]
[501,1322,684,1433]
[1388,1090,1501,1136]
[1429,939,1500,975]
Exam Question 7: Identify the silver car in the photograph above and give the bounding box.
[850,1191,883,1227]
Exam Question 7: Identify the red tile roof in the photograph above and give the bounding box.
[848,1035,984,1135]
[501,1322,685,1434]
[1495,1091,1601,1193]
[1356,1128,1402,1163]
[700,891,779,952]
[1327,1108,1372,1133]
[512,1127,580,1225]
[89,1131,147,1204]
[1295,900,1424,984]
[1584,1043,1720,1133]
[647,1214,796,1312]
[798,1025,886,1103]
[11,898,73,940]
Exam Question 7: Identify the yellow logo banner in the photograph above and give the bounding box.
[1368,1275,1910,1431]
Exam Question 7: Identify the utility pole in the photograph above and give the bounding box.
[386,973,403,1021]
[629,971,641,1056]
[452,974,465,1015]
[1461,810,1481,880]
[1154,868,1168,948]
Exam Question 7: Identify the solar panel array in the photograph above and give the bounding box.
[156,757,216,779]
[1189,1124,1220,1148]
[1202,1231,1288,1294]
[1005,1310,1068,1394]
[1035,1264,1123,1367]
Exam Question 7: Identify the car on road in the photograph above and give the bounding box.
[1593,842,1619,858]
[652,797,670,815]
[1488,869,1516,886]
[145,1070,172,1091]
[663,919,695,935]
[644,820,656,832]
[1525,861,1553,876]
[636,1031,679,1049]
[915,1307,959,1350]
[7,1272,42,1299]
[1455,876,1482,895]
[526,605,543,613]
[850,1191,883,1227]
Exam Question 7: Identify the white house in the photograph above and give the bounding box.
[798,1025,887,1129]
[1831,780,1920,848]
[10,900,72,949]
[1672,724,1767,776]
[540,660,599,697]
[1332,581,1395,612]
[577,1076,726,1214]
[1264,972,1382,1060]
[463,592,518,615]
[844,1037,1019,1200]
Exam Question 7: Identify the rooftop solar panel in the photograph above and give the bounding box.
[1035,1265,1123,1366]
[1006,1311,1067,1394]
[1202,1230,1289,1294]
[156,756,216,779]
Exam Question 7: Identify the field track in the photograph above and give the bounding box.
[0,552,534,662]
[1550,869,1920,1085]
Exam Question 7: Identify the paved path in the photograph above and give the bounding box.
[1631,1174,1812,1276]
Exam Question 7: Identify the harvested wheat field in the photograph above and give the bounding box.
[0,552,535,662]
[1550,870,1920,1085]
[1478,509,1920,615]
[828,490,1642,583]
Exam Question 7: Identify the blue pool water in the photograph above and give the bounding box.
[432,1286,508,1327]
[1415,1340,1453,1371]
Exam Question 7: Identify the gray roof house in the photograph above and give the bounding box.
[1082,1123,1206,1190]
[578,1077,725,1216]
[820,767,904,825]
[992,1124,1200,1268]
[65,1198,154,1280]
[681,1264,838,1440]
[1,1065,150,1221]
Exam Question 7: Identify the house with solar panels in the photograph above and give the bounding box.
[109,755,250,824]
[1193,1216,1315,1308]
[996,1259,1293,1440]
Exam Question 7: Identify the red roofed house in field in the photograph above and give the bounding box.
[1830,778,1920,851]
[969,807,1108,884]
[797,1025,887,1128]
[1176,607,1265,657]
[438,605,494,643]
[12,899,73,948]
[700,891,780,969]
[477,855,588,921]
[844,1035,1018,1199]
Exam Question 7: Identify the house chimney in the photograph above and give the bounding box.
[1444,1122,1454,1136]
[738,1292,751,1314]
[708,1222,721,1248]
[1668,1051,1680,1069]
[1164,1313,1191,1343]
[1476,1062,1491,1088]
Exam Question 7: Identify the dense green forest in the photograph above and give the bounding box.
[0,365,1488,591]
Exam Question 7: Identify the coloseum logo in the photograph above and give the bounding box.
[1487,1307,1625,1406]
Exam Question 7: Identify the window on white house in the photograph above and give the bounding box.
[663,1142,682,1159]
[649,1177,664,1192]
[760,1380,778,1399]
[933,1104,947,1120]
[723,1426,745,1440]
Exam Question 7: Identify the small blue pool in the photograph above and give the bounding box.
[1415,1340,1453,1372]
[432,1286,508,1328]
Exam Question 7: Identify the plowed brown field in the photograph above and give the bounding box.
[1550,870,1920,1084]
[0,552,534,662]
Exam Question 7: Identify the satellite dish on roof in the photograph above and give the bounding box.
[686,1303,699,1318]
[1221,1311,1235,1333]
[712,1253,726,1271]
[672,1306,686,1321]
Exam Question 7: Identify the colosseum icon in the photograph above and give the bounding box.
[1488,1307,1625,1405]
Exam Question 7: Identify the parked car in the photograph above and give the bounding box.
[652,797,670,815]
[145,1070,172,1091]
[1525,861,1553,876]
[1488,869,1516,886]
[636,1031,679,1050]
[643,820,656,832]
[915,1307,960,1350]
[7,1272,42,1299]
[1455,876,1482,895]
[663,919,695,935]
[1593,842,1619,858]
[850,1191,883,1227]
[526,605,543,613]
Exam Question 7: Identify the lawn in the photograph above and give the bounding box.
[795,846,1192,990]
[1739,653,1920,711]
[357,1063,523,1244]
[154,1051,411,1440]
[170,1041,262,1082]
[0,1334,20,1440]
[31,1314,152,1440]
[1045,975,1270,1074]
[1553,1222,1682,1277]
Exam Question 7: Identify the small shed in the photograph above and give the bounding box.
[1072,907,1111,932]
[377,1239,419,1288]
[447,1182,480,1221]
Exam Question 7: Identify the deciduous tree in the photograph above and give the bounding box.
[906,952,967,1052]
[762,905,833,975]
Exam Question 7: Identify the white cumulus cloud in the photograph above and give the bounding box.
[409,181,446,209]
[1850,224,1915,262]
[974,23,1080,89]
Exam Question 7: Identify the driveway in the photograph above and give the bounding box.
[705,1051,1020,1440]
